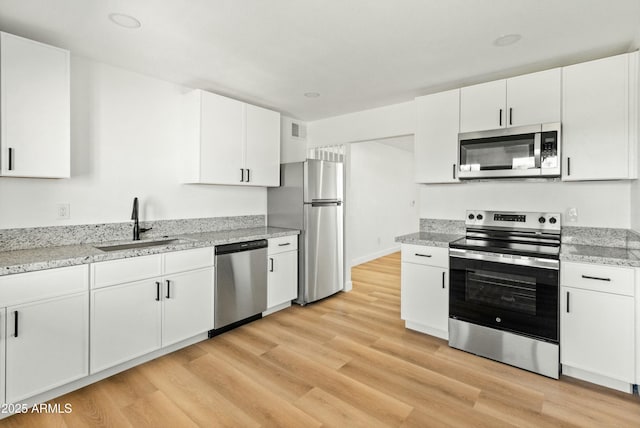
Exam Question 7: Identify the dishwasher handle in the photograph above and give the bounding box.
[215,239,268,255]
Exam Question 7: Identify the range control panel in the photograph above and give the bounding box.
[466,210,561,232]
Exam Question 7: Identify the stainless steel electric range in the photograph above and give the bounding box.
[448,210,561,379]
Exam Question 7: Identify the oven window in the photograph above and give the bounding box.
[465,269,536,315]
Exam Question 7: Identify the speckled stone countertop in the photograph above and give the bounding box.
[560,244,640,267]
[395,232,462,248]
[0,226,299,276]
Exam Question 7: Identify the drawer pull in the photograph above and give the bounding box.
[581,275,611,282]
[278,242,291,247]
[415,253,432,258]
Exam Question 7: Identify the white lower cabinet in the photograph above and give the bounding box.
[0,309,5,405]
[266,236,298,312]
[90,247,215,373]
[560,261,635,392]
[400,244,449,339]
[0,265,89,404]
[91,279,162,374]
[6,293,88,403]
[162,268,214,347]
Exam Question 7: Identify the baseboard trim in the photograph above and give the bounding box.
[351,245,400,267]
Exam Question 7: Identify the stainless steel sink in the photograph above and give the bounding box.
[95,238,184,252]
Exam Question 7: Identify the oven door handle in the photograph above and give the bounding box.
[449,248,559,270]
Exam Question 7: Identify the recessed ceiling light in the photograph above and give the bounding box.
[493,34,522,47]
[108,13,142,29]
[304,92,320,98]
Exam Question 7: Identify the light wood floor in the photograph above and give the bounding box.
[3,252,640,427]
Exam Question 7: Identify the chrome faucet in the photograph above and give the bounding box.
[131,197,152,240]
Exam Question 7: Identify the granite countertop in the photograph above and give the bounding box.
[0,226,299,276]
[560,244,640,268]
[395,232,463,248]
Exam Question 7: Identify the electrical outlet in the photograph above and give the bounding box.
[57,203,70,219]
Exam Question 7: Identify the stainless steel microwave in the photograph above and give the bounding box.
[458,123,561,179]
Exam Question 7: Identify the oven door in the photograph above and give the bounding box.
[449,249,558,342]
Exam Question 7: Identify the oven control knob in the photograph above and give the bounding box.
[496,317,502,323]
[476,214,483,220]
[538,216,546,224]
[468,213,475,220]
[549,217,557,224]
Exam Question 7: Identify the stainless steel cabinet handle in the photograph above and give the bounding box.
[166,280,171,299]
[155,281,161,301]
[269,257,274,272]
[14,310,18,338]
[278,242,291,247]
[581,274,611,282]
[415,253,432,258]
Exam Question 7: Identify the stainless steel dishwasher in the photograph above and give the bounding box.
[211,239,268,335]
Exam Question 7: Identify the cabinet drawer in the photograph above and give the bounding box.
[561,261,634,296]
[164,247,214,274]
[401,244,448,268]
[0,265,88,306]
[268,235,298,255]
[91,254,162,289]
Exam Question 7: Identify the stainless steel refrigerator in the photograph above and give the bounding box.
[267,159,344,305]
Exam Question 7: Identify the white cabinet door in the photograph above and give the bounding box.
[414,89,460,183]
[162,268,214,346]
[562,53,637,180]
[91,280,162,373]
[267,250,298,308]
[506,68,561,127]
[0,308,5,405]
[199,90,245,184]
[460,80,506,132]
[400,262,448,339]
[560,286,635,383]
[245,103,280,186]
[0,32,70,178]
[6,293,88,403]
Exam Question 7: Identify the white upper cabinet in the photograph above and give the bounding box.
[414,89,460,183]
[245,104,281,186]
[182,89,281,186]
[0,32,70,178]
[460,68,561,132]
[562,52,638,181]
[460,80,506,132]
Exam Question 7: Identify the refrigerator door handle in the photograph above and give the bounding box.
[310,200,342,207]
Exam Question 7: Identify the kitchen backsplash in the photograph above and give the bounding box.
[0,215,265,251]
[419,218,640,249]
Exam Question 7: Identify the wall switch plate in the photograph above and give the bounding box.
[57,203,70,219]
[566,207,578,222]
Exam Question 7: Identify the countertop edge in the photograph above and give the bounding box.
[0,228,300,276]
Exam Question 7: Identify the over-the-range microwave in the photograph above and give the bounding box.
[457,123,561,179]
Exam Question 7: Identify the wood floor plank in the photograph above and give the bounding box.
[3,252,639,427]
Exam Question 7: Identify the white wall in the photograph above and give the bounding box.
[308,101,414,147]
[0,57,266,229]
[348,141,419,266]
[420,181,631,228]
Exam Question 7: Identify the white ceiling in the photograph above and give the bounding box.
[1,0,639,121]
